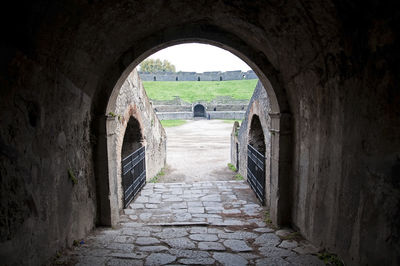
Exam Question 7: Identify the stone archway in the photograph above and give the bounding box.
[97,31,292,227]
[103,69,166,226]
[105,107,145,226]
[193,104,206,118]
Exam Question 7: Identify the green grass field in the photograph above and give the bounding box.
[160,120,187,127]
[143,79,258,102]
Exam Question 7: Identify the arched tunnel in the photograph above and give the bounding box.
[0,1,399,265]
[193,104,206,118]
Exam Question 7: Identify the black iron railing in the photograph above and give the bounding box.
[122,146,146,208]
[247,144,265,205]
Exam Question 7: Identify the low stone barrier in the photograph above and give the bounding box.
[156,111,245,120]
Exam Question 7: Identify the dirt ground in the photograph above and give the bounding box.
[158,119,237,182]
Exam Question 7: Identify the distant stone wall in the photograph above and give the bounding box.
[233,81,271,205]
[139,70,258,81]
[152,96,249,106]
[157,111,245,120]
[209,111,245,120]
[156,112,194,120]
[155,104,246,113]
[151,96,248,120]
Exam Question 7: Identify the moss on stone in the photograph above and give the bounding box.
[68,169,78,185]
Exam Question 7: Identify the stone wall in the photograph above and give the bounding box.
[111,69,166,181]
[139,70,258,81]
[151,96,249,106]
[154,104,247,113]
[234,81,271,206]
[156,112,194,120]
[105,69,166,223]
[152,96,248,113]
[157,111,245,120]
[152,96,248,120]
[0,55,97,265]
[230,121,240,171]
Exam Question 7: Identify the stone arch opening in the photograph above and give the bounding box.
[193,104,206,117]
[249,115,265,155]
[121,117,143,159]
[99,28,292,226]
[104,109,145,225]
[197,77,200,81]
[153,76,156,81]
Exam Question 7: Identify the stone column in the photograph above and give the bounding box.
[269,112,292,226]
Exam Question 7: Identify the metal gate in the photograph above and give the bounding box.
[247,144,265,205]
[122,146,146,208]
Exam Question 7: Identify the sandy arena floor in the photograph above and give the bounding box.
[159,120,236,182]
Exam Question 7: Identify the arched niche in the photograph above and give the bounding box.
[249,115,265,154]
[121,117,143,159]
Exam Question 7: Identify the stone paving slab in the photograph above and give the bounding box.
[54,181,324,265]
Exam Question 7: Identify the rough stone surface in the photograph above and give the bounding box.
[258,246,296,257]
[189,233,218,242]
[293,242,320,255]
[1,3,399,265]
[198,241,226,251]
[213,252,248,266]
[285,255,325,266]
[114,69,167,181]
[256,257,290,266]
[223,239,252,252]
[279,240,299,250]
[53,181,328,265]
[275,229,294,238]
[233,81,272,206]
[107,258,144,266]
[145,253,176,265]
[254,233,281,246]
[168,249,210,258]
[137,245,168,252]
[107,69,167,222]
[154,228,188,239]
[164,237,195,249]
[218,231,258,240]
[135,237,160,245]
[178,257,216,265]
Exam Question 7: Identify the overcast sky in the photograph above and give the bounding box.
[144,43,252,72]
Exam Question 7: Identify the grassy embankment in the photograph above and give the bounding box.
[143,79,257,103]
[144,79,256,127]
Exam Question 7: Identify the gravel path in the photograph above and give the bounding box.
[159,120,236,183]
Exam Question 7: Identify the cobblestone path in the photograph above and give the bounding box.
[56,181,324,265]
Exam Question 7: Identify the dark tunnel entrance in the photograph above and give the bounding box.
[193,104,206,118]
[121,117,143,158]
